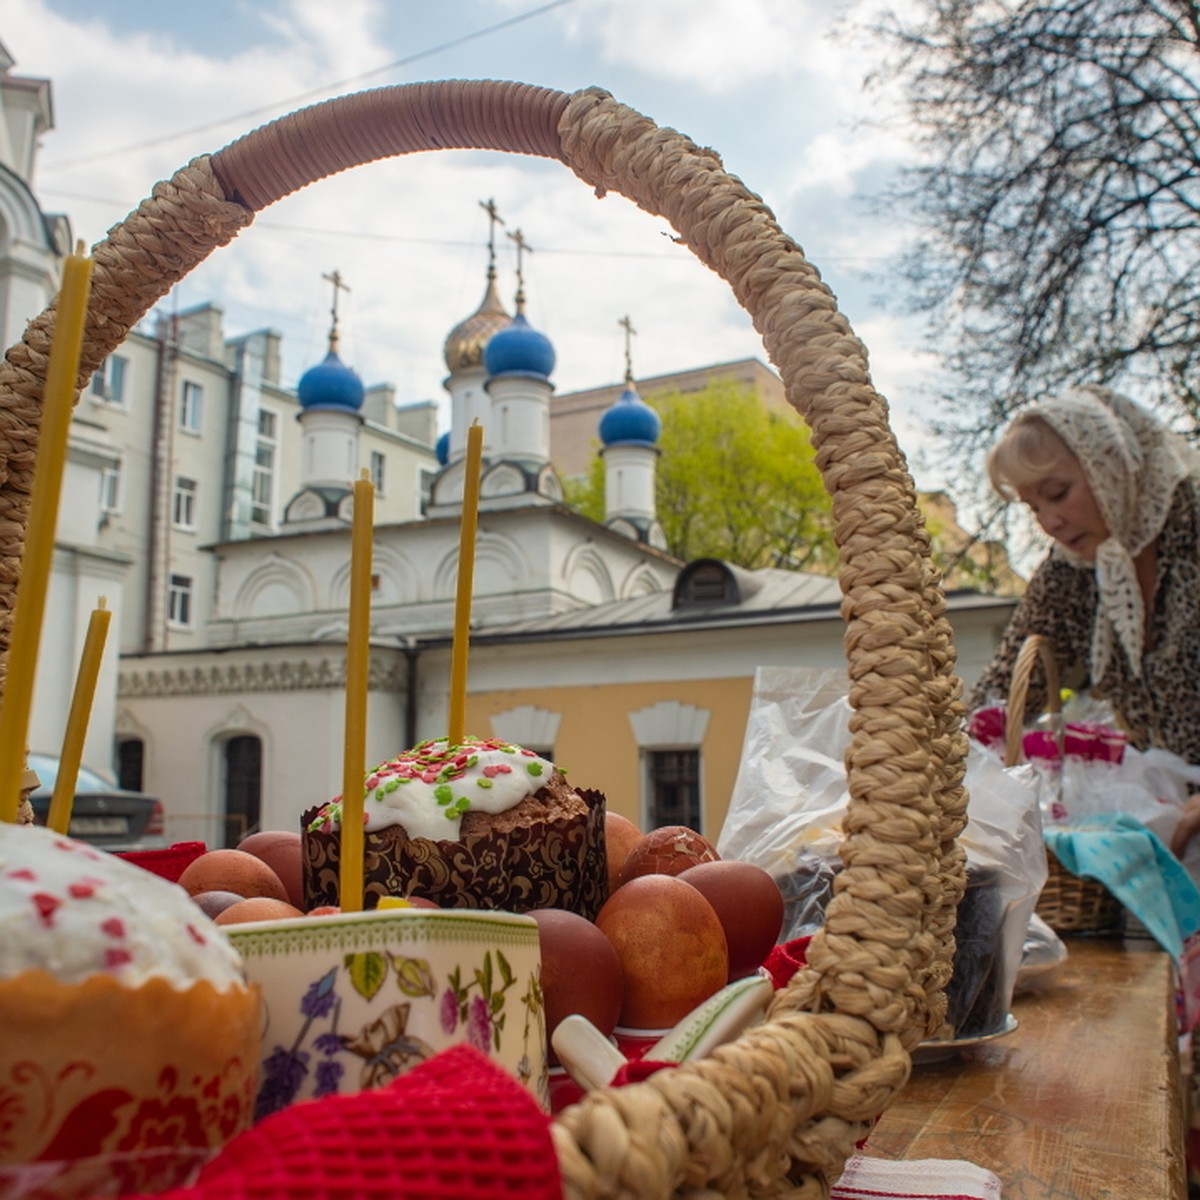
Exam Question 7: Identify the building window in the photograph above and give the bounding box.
[252,409,277,527]
[645,749,702,831]
[179,380,203,432]
[99,463,122,514]
[419,467,436,509]
[370,450,386,496]
[90,354,129,406]
[167,573,193,628]
[172,476,197,529]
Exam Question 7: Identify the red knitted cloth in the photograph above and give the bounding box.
[115,842,206,882]
[122,1045,562,1200]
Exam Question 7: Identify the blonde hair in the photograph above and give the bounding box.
[987,413,1076,499]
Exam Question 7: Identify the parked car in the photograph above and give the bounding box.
[25,752,167,852]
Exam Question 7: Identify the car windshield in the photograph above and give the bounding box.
[28,754,119,794]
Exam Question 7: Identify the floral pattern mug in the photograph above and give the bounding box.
[226,908,547,1119]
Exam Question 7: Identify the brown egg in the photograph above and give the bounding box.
[214,896,305,925]
[191,889,246,920]
[604,811,644,897]
[595,875,728,1029]
[530,908,625,1063]
[678,859,784,981]
[177,848,290,903]
[617,825,720,888]
[237,830,304,909]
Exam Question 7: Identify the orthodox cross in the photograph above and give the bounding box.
[619,314,637,384]
[479,197,505,278]
[321,269,351,351]
[508,227,533,312]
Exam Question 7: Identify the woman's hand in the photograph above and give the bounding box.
[1170,794,1200,860]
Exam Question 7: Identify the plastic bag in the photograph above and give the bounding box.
[718,666,1048,1040]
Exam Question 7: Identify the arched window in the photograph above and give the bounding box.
[223,735,263,847]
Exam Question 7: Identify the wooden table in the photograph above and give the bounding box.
[865,935,1187,1198]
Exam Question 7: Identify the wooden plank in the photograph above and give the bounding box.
[865,937,1186,1199]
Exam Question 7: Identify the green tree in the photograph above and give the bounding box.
[862,0,1200,457]
[565,381,837,571]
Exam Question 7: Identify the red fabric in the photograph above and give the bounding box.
[118,1045,562,1200]
[763,936,812,990]
[609,1058,676,1087]
[115,842,206,883]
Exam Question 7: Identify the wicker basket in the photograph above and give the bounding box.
[0,82,971,1199]
[1005,635,1124,935]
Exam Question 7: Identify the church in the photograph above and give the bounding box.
[0,43,1017,849]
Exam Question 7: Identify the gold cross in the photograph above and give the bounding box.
[479,197,506,276]
[507,227,534,311]
[322,269,351,350]
[619,314,637,383]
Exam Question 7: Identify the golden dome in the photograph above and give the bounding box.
[443,273,511,373]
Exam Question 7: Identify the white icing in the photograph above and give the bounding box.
[0,822,246,991]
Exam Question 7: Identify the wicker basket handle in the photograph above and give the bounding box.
[1004,634,1062,766]
[0,80,974,1196]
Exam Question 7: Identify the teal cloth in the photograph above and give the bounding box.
[1044,813,1200,961]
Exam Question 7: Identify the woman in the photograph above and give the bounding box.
[964,385,1200,854]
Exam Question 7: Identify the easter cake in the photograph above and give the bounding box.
[302,736,607,918]
[0,821,261,1198]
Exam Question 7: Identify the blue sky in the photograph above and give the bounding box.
[3,0,940,478]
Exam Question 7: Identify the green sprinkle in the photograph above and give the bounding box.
[385,779,401,793]
[477,778,493,789]
[527,763,544,777]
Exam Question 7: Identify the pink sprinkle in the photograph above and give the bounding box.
[482,764,513,778]
[101,917,125,939]
[186,924,207,946]
[104,947,133,971]
[31,893,61,927]
[420,771,439,784]
[8,869,35,881]
[69,881,98,899]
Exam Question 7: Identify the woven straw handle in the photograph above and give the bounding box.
[0,80,970,1198]
[1004,634,1062,766]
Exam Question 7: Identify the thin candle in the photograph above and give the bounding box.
[0,245,93,824]
[339,470,374,912]
[48,598,112,835]
[447,421,483,747]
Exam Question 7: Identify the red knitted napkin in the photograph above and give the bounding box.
[122,1045,562,1200]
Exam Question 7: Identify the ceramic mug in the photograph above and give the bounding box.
[226,908,547,1117]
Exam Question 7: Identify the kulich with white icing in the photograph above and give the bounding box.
[0,821,246,990]
[309,737,557,841]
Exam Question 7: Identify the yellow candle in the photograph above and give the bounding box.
[339,471,374,912]
[447,421,483,747]
[48,598,112,835]
[0,247,93,824]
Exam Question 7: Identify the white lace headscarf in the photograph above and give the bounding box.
[1024,385,1200,679]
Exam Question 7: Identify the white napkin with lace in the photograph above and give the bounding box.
[831,1155,1002,1199]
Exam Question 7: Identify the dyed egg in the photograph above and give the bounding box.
[214,897,305,925]
[616,825,720,888]
[604,811,644,896]
[237,830,305,909]
[678,859,784,980]
[530,907,625,1063]
[191,890,246,920]
[177,848,290,904]
[595,875,728,1029]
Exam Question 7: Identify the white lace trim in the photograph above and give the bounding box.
[1037,386,1200,679]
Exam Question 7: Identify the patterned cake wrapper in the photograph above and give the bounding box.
[0,972,261,1199]
[303,788,608,919]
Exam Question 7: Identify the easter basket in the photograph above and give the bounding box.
[1004,634,1124,934]
[0,82,970,1198]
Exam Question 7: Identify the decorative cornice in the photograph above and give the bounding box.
[118,653,405,698]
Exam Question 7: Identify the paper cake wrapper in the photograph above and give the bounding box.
[0,971,261,1199]
[303,787,608,919]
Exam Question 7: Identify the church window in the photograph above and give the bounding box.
[172,476,197,530]
[180,380,203,432]
[167,574,194,627]
[370,450,386,496]
[252,409,277,527]
[100,463,122,514]
[645,749,702,832]
[90,354,129,406]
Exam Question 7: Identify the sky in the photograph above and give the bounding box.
[1,0,945,484]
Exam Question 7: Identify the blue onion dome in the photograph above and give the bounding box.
[444,275,511,372]
[599,385,661,446]
[297,348,364,411]
[483,312,556,380]
[436,430,450,466]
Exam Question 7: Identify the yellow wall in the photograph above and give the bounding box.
[469,676,753,839]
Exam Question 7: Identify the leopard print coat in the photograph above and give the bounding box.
[965,481,1200,764]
